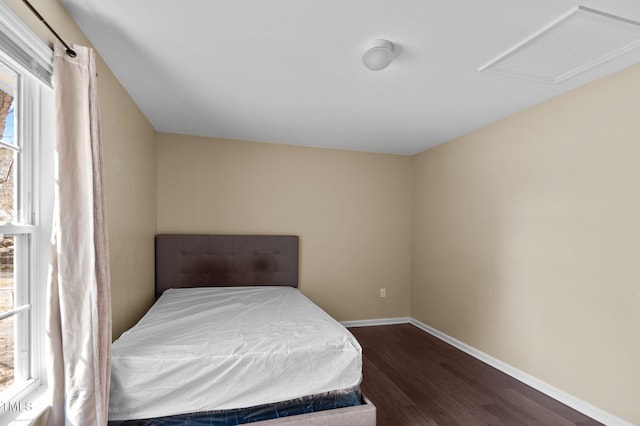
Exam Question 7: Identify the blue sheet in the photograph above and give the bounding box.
[108,387,362,426]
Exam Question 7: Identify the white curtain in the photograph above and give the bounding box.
[46,41,112,426]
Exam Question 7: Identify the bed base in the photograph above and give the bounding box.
[254,395,376,426]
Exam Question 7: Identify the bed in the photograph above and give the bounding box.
[108,234,376,425]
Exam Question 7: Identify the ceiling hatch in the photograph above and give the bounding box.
[479,6,640,84]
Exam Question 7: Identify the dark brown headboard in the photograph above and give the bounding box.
[155,234,299,297]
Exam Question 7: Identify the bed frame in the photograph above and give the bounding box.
[154,234,376,426]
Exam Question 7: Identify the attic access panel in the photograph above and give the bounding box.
[479,6,640,84]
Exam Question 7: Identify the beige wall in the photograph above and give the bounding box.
[5,0,158,338]
[412,64,640,424]
[157,134,411,321]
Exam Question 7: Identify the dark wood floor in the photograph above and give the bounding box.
[348,324,602,426]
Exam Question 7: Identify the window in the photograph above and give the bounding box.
[0,1,54,417]
[0,60,19,394]
[0,56,33,398]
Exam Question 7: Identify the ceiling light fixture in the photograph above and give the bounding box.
[362,39,394,71]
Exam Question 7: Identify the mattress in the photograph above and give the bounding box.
[109,286,363,421]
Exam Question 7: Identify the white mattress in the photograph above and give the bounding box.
[109,286,362,421]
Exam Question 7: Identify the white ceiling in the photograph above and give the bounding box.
[59,0,640,155]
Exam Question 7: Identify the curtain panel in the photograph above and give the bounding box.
[47,41,112,426]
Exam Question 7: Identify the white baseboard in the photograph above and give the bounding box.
[345,316,632,426]
[340,317,411,328]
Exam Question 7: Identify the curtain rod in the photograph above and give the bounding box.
[21,0,77,57]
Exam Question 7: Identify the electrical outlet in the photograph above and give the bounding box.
[380,288,386,298]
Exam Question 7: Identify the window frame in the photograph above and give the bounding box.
[0,0,53,419]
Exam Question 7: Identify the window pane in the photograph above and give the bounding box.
[0,60,17,145]
[0,317,14,392]
[0,236,14,392]
[0,236,13,311]
[0,61,17,226]
[0,147,16,224]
